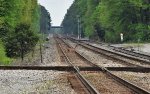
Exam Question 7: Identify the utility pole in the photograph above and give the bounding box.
[77,15,81,39]
[40,41,43,63]
[79,19,81,39]
[21,41,24,61]
[40,26,43,63]
[138,38,140,51]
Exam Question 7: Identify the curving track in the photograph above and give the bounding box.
[55,36,150,94]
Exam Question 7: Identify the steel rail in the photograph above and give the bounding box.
[78,42,142,67]
[85,38,150,61]
[59,36,150,94]
[0,35,149,93]
[109,45,150,61]
[79,40,150,66]
[70,37,150,61]
[58,36,99,67]
[71,37,150,67]
[85,42,150,66]
[105,69,150,94]
[70,37,150,66]
[55,37,100,94]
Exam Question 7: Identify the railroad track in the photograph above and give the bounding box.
[77,38,150,61]
[110,45,150,60]
[0,35,149,93]
[55,37,100,94]
[55,36,150,94]
[82,71,136,93]
[69,37,150,67]
[57,37,98,67]
[89,40,150,61]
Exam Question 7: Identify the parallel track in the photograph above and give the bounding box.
[69,37,150,67]
[80,38,150,61]
[89,39,150,61]
[110,45,150,60]
[57,36,150,94]
[0,35,149,93]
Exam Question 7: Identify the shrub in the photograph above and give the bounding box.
[5,23,39,57]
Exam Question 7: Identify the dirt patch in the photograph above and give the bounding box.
[68,74,88,94]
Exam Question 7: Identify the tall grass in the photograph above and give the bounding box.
[0,40,11,65]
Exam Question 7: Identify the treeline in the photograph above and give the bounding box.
[40,5,51,34]
[62,0,150,43]
[0,0,51,64]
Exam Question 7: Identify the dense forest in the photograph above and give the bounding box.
[62,0,150,43]
[0,0,51,64]
[40,5,51,34]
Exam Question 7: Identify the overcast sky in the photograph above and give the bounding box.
[38,0,74,26]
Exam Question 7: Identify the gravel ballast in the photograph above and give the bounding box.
[65,40,127,67]
[82,72,136,94]
[0,70,76,94]
[42,34,68,66]
[0,35,76,94]
[113,72,150,91]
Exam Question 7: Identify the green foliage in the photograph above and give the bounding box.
[62,0,100,38]
[0,0,40,31]
[40,5,51,34]
[0,0,42,59]
[0,40,11,65]
[5,23,39,57]
[62,0,150,43]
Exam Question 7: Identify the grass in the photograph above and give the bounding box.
[12,43,42,65]
[0,33,49,65]
[0,41,12,65]
[12,39,48,65]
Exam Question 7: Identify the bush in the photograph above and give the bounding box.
[5,23,39,57]
[105,31,120,43]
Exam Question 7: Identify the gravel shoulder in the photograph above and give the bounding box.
[76,46,127,67]
[42,35,68,66]
[0,70,76,94]
[0,35,76,94]
[112,43,150,54]
[12,34,67,66]
[112,71,150,91]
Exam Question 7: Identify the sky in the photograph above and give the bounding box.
[38,0,74,26]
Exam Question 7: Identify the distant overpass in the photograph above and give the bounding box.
[50,26,63,33]
[51,26,63,28]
